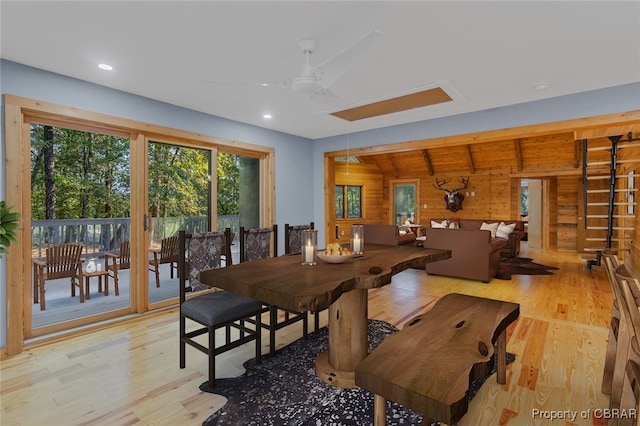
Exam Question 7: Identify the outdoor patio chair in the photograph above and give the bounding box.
[284,222,324,333]
[179,229,263,390]
[33,243,84,310]
[240,225,309,355]
[149,235,180,288]
[104,240,130,296]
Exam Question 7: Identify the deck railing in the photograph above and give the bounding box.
[32,215,241,258]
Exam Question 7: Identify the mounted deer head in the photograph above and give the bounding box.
[433,177,470,212]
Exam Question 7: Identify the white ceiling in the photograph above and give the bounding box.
[2,1,639,140]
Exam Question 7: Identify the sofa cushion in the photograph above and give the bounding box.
[496,221,516,239]
[430,219,448,228]
[480,222,499,238]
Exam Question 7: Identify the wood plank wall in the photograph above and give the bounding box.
[332,162,384,244]
[618,137,640,275]
[556,176,580,251]
[344,165,584,251]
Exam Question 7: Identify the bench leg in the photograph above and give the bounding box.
[496,328,507,385]
[374,394,387,426]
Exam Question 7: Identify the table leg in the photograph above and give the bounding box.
[84,276,91,300]
[496,329,507,385]
[374,394,387,426]
[315,288,368,388]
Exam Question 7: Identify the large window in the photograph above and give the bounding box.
[335,185,362,219]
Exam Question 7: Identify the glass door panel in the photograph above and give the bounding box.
[30,123,131,329]
[217,152,260,264]
[147,141,211,304]
[394,183,416,225]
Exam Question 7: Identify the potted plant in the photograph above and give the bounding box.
[0,201,20,259]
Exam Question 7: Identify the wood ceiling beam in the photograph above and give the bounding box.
[464,145,475,174]
[421,149,434,176]
[387,155,400,178]
[514,138,523,172]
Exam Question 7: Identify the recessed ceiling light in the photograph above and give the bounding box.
[534,82,549,91]
[98,63,113,71]
[263,114,272,119]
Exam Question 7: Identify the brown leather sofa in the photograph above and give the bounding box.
[363,224,416,246]
[429,218,526,257]
[423,228,505,283]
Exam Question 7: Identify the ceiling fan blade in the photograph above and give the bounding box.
[313,30,383,89]
[309,88,347,108]
[202,79,290,90]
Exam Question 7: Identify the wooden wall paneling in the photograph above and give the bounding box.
[429,146,469,173]
[510,178,521,219]
[521,133,577,172]
[334,161,384,240]
[617,134,640,272]
[545,178,558,250]
[556,176,579,251]
[324,156,336,245]
[469,140,517,172]
[489,173,512,218]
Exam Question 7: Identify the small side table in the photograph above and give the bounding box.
[83,269,109,299]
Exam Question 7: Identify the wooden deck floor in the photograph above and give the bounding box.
[2,243,614,425]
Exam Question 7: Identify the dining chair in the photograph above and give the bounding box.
[608,264,640,416]
[602,251,622,395]
[33,243,84,310]
[179,229,263,390]
[614,272,640,426]
[284,222,325,333]
[148,235,180,288]
[104,240,130,296]
[240,225,309,355]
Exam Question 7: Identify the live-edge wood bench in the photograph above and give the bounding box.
[355,293,520,426]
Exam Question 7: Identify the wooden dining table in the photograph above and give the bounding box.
[199,243,451,388]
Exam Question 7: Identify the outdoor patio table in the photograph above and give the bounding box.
[199,243,450,388]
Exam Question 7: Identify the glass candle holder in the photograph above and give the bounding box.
[301,229,317,266]
[350,224,364,255]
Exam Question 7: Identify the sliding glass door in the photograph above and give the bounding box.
[30,123,132,331]
[147,141,212,306]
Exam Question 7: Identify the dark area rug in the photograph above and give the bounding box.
[201,319,515,425]
[496,256,559,280]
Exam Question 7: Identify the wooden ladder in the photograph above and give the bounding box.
[583,132,639,269]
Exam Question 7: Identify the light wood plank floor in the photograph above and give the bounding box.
[1,244,614,425]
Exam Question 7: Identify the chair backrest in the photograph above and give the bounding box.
[45,244,83,279]
[619,277,640,338]
[284,222,314,255]
[179,228,232,298]
[160,235,180,262]
[239,225,277,262]
[603,251,621,305]
[119,240,131,264]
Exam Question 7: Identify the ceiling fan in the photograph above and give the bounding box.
[204,30,383,107]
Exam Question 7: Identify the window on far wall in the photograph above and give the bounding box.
[335,185,362,219]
